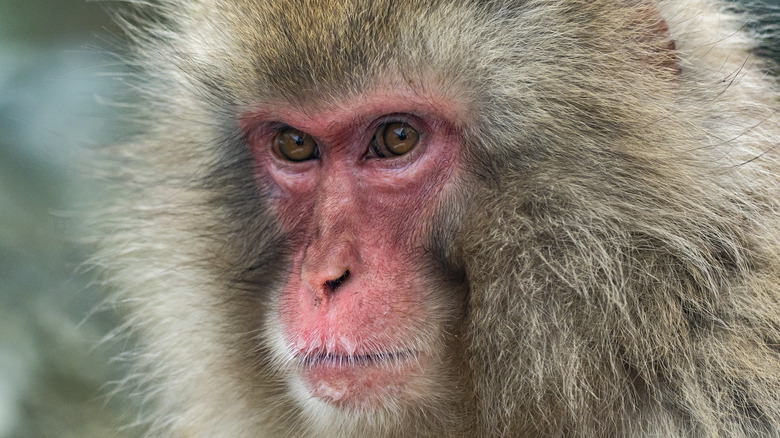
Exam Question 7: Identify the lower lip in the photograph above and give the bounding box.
[299,351,420,408]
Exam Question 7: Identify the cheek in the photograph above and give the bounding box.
[246,162,318,235]
[272,197,316,235]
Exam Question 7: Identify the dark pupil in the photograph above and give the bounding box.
[395,129,407,141]
[294,135,305,146]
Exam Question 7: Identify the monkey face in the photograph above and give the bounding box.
[239,86,467,410]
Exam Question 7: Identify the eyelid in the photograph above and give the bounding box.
[371,114,420,131]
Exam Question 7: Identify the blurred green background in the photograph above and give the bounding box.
[0,1,136,437]
[0,1,778,438]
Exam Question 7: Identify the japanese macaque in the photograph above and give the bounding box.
[97,0,780,436]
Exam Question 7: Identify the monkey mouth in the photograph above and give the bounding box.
[301,350,416,368]
[293,348,425,408]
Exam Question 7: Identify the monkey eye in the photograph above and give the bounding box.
[274,127,319,162]
[373,122,420,158]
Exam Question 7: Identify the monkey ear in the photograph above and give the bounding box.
[632,4,680,74]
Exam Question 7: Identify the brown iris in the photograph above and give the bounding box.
[275,128,317,161]
[375,122,419,157]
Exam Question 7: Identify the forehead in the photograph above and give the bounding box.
[210,0,474,102]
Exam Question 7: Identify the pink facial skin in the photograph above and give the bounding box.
[241,87,464,409]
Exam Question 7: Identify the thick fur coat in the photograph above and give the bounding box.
[99,1,780,436]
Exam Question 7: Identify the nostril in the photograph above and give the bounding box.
[323,270,350,293]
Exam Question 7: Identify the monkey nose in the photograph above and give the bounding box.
[301,237,360,301]
[304,267,352,302]
[323,270,350,293]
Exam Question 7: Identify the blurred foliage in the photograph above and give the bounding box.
[0,1,139,437]
[0,0,117,43]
